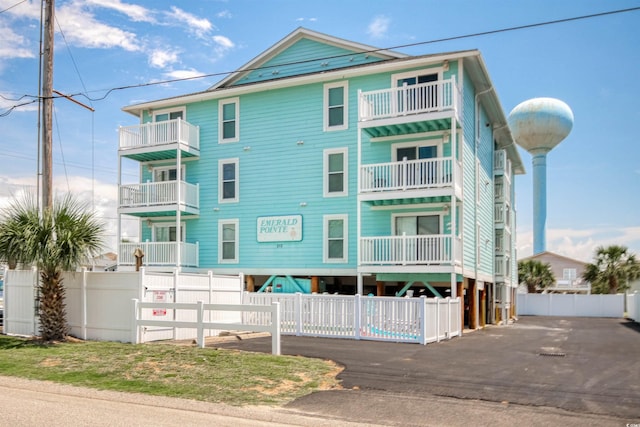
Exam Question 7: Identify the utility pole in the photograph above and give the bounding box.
[41,0,55,209]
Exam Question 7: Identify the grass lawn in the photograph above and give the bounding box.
[0,335,342,406]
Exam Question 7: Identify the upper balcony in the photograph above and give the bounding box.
[359,157,462,203]
[119,119,200,162]
[358,78,462,138]
[359,234,462,273]
[494,150,512,180]
[119,241,199,268]
[118,181,199,217]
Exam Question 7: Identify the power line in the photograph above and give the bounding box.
[2,6,639,114]
[0,0,26,14]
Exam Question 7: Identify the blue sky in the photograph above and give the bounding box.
[0,0,639,261]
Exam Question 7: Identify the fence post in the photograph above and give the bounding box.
[295,292,303,336]
[173,268,179,340]
[197,301,204,348]
[420,296,427,345]
[354,294,361,340]
[272,302,281,355]
[131,299,139,344]
[82,267,88,340]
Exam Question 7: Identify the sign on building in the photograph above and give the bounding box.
[257,215,302,242]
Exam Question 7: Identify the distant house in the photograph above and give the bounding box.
[115,28,524,328]
[518,251,591,294]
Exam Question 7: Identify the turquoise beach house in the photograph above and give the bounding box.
[116,28,523,327]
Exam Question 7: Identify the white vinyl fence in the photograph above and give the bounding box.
[243,292,462,345]
[2,268,243,343]
[132,300,281,354]
[517,293,624,318]
[627,292,640,322]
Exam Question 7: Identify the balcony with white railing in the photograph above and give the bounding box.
[118,180,199,216]
[119,241,199,268]
[360,157,462,201]
[494,150,512,179]
[360,234,462,268]
[358,78,462,136]
[119,119,200,161]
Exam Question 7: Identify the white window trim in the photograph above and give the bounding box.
[391,212,443,236]
[390,67,445,87]
[218,158,239,203]
[323,214,348,263]
[150,164,185,182]
[323,81,348,131]
[391,140,441,161]
[323,147,348,197]
[152,222,186,242]
[218,219,239,264]
[153,107,186,122]
[218,97,239,143]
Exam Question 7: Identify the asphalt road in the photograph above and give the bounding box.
[217,316,640,425]
[0,317,638,426]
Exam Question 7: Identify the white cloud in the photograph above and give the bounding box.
[211,34,234,59]
[167,6,213,39]
[367,15,390,39]
[85,0,155,23]
[0,0,41,19]
[148,48,179,69]
[57,2,141,51]
[216,10,232,19]
[517,226,640,262]
[164,69,204,80]
[0,24,35,59]
[0,93,39,113]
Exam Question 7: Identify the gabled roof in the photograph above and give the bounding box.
[210,27,408,90]
[519,251,588,266]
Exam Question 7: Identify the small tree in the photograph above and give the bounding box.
[0,193,104,341]
[518,259,555,293]
[583,245,640,294]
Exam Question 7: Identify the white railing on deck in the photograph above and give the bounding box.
[243,292,461,345]
[360,157,460,193]
[119,181,199,210]
[360,234,461,266]
[359,78,461,122]
[494,150,512,178]
[119,241,199,267]
[119,119,199,151]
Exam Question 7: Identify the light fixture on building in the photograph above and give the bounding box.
[299,202,307,207]
[243,146,251,151]
[297,140,304,145]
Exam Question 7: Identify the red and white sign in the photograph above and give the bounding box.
[153,291,167,316]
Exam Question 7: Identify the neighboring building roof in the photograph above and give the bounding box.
[519,251,587,266]
[121,27,524,174]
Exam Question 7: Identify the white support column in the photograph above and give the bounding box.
[356,102,363,293]
[176,147,182,269]
[116,154,122,267]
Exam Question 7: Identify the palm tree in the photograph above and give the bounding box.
[583,245,640,294]
[518,259,555,293]
[0,193,104,341]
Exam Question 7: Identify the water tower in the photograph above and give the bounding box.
[508,98,573,254]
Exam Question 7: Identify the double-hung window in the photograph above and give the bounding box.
[219,98,239,143]
[218,219,239,263]
[219,158,239,203]
[323,214,348,263]
[324,81,348,131]
[323,148,348,197]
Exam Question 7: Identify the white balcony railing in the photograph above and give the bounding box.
[359,78,461,122]
[494,150,512,178]
[119,181,199,210]
[360,234,461,266]
[360,157,460,193]
[119,241,199,267]
[119,119,200,151]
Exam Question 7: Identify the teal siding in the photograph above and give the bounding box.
[238,38,384,86]
[461,71,477,269]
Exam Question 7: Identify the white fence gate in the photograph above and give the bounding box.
[517,293,624,318]
[2,268,243,343]
[243,292,462,345]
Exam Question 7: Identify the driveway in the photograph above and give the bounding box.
[216,316,640,425]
